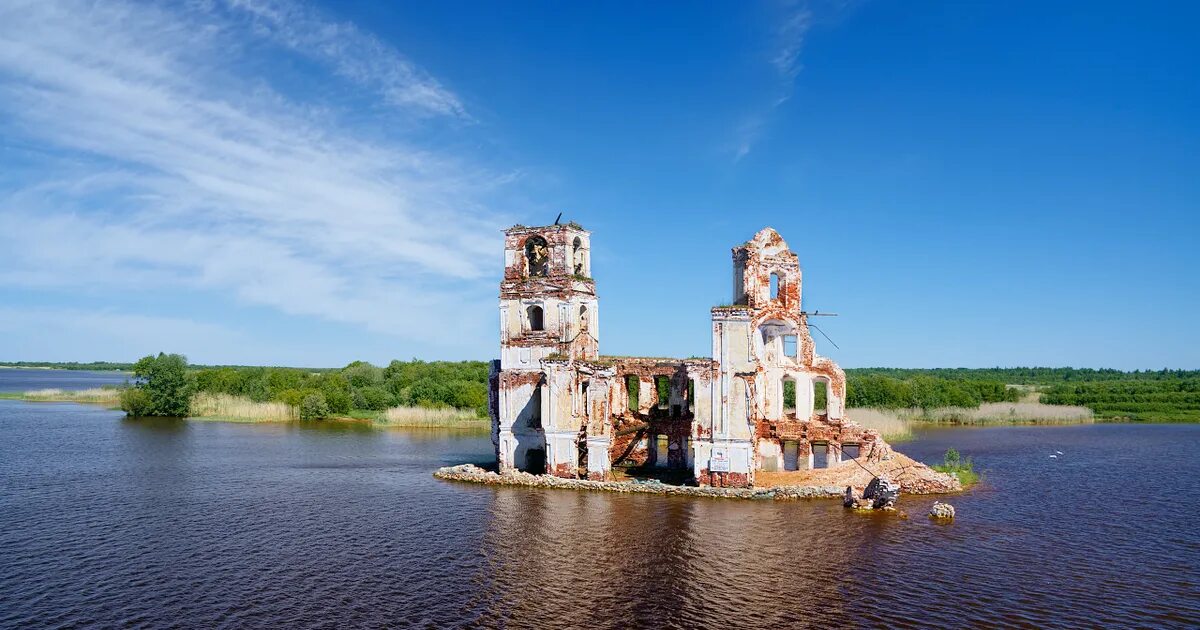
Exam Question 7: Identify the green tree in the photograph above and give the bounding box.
[129,353,192,416]
[354,386,392,411]
[342,361,383,388]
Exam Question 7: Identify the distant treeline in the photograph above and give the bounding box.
[113,355,490,418]
[191,360,489,417]
[844,374,1019,409]
[845,367,1200,384]
[0,361,135,371]
[1041,380,1200,422]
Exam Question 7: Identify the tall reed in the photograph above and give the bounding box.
[846,407,914,442]
[189,392,296,423]
[22,388,123,405]
[904,402,1093,424]
[379,405,485,427]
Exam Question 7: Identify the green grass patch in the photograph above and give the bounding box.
[930,449,980,487]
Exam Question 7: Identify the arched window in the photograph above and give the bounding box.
[578,304,589,331]
[525,236,549,277]
[527,305,544,331]
[769,273,781,300]
[572,237,584,275]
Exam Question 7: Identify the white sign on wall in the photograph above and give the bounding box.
[710,447,730,472]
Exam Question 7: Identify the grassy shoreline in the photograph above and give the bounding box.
[2,390,488,428]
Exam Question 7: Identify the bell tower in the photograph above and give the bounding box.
[491,222,598,473]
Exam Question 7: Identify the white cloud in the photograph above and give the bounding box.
[0,0,508,352]
[0,306,250,363]
[733,1,814,161]
[770,3,813,83]
[222,0,469,118]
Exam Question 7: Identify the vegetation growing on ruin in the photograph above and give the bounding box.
[931,449,979,487]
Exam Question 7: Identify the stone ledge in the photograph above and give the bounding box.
[433,464,844,500]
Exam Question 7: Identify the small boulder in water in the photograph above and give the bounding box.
[929,501,955,520]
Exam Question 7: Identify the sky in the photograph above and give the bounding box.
[0,0,1196,369]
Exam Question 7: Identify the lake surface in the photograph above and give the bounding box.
[0,368,130,393]
[0,371,1197,628]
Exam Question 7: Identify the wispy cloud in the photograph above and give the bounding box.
[223,0,469,118]
[770,2,814,84]
[733,0,814,161]
[0,0,509,355]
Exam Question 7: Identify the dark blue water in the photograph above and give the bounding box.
[0,368,130,392]
[0,371,1197,628]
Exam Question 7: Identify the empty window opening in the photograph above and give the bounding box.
[842,444,860,460]
[655,435,669,468]
[813,442,829,469]
[769,273,781,300]
[783,334,797,358]
[578,304,589,332]
[783,441,800,471]
[572,237,585,275]
[527,305,544,331]
[782,377,797,415]
[625,375,640,412]
[525,236,550,277]
[813,379,830,417]
[521,448,546,473]
[654,376,670,410]
[688,379,696,412]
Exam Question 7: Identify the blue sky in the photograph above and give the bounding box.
[0,0,1196,369]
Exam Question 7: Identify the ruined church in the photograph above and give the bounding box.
[489,223,890,488]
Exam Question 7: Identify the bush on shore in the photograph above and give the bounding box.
[119,388,152,416]
[299,393,330,421]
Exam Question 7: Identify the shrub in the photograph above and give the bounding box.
[119,387,153,416]
[932,448,978,486]
[324,389,353,415]
[299,393,330,420]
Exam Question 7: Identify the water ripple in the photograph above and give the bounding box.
[0,401,1197,628]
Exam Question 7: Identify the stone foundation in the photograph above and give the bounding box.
[435,463,961,500]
